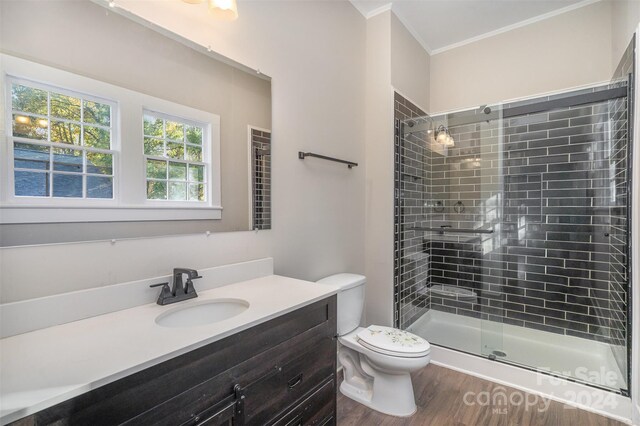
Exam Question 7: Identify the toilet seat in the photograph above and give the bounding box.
[356,325,430,358]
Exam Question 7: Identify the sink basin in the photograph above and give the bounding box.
[155,298,249,328]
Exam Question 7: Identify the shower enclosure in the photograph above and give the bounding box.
[393,41,634,394]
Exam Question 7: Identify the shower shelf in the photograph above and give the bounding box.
[401,173,425,181]
[409,226,494,235]
[420,285,478,303]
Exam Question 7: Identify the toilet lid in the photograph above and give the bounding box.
[357,325,430,358]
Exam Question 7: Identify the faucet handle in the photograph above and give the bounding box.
[150,282,170,289]
[150,282,172,305]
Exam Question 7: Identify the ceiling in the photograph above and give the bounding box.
[349,0,591,54]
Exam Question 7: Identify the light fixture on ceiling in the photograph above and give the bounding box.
[434,124,454,147]
[182,0,238,21]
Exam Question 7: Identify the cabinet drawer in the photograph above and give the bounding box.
[244,338,335,426]
[273,379,335,426]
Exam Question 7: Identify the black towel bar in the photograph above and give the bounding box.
[298,152,358,168]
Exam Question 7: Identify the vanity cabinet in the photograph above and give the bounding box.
[11,296,337,426]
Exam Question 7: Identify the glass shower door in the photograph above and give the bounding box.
[423,104,505,357]
[456,104,506,360]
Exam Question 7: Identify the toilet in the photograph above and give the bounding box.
[316,273,430,417]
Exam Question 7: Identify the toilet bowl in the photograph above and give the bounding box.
[316,274,431,417]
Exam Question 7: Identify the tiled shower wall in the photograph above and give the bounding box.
[394,93,430,329]
[394,84,630,345]
[251,128,271,230]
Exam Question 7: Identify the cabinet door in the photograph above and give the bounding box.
[189,385,245,426]
[243,336,335,425]
[273,379,335,426]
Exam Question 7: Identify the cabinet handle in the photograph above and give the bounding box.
[287,373,303,389]
[286,413,304,426]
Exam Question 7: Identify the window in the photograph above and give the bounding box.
[2,55,221,224]
[143,111,208,202]
[9,79,116,199]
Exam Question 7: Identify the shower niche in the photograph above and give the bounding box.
[393,40,633,394]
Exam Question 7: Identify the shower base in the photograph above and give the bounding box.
[407,310,627,392]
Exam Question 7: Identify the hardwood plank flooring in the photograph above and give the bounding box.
[336,364,625,426]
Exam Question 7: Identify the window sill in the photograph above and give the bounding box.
[0,205,223,224]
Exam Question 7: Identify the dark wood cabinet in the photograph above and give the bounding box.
[12,296,337,426]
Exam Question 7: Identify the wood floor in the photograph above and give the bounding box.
[336,364,625,426]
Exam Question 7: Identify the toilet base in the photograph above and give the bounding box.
[338,345,419,417]
[339,372,417,417]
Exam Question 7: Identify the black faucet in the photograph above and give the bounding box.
[150,268,202,305]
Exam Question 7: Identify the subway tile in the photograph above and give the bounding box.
[394,89,628,342]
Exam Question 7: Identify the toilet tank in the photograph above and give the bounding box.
[316,273,366,336]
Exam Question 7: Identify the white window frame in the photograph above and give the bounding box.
[0,54,222,223]
[6,76,119,205]
[142,109,212,207]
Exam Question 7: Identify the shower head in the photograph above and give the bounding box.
[403,118,431,135]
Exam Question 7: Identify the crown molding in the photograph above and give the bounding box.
[431,0,601,55]
[350,1,391,19]
[350,0,601,57]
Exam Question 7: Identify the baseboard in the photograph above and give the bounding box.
[430,345,633,424]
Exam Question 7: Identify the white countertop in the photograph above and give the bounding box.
[0,275,338,424]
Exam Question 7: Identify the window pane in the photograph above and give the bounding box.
[144,137,164,156]
[14,143,50,170]
[169,182,187,200]
[186,125,202,145]
[166,142,184,159]
[188,183,205,201]
[86,152,113,175]
[52,173,83,198]
[53,148,83,173]
[169,162,186,180]
[143,115,163,137]
[83,100,110,126]
[147,180,167,200]
[87,176,113,199]
[188,164,204,182]
[186,145,202,162]
[165,121,184,140]
[146,159,166,179]
[83,126,111,149]
[15,170,49,196]
[12,84,47,115]
[12,114,48,140]
[50,93,81,121]
[50,121,81,145]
